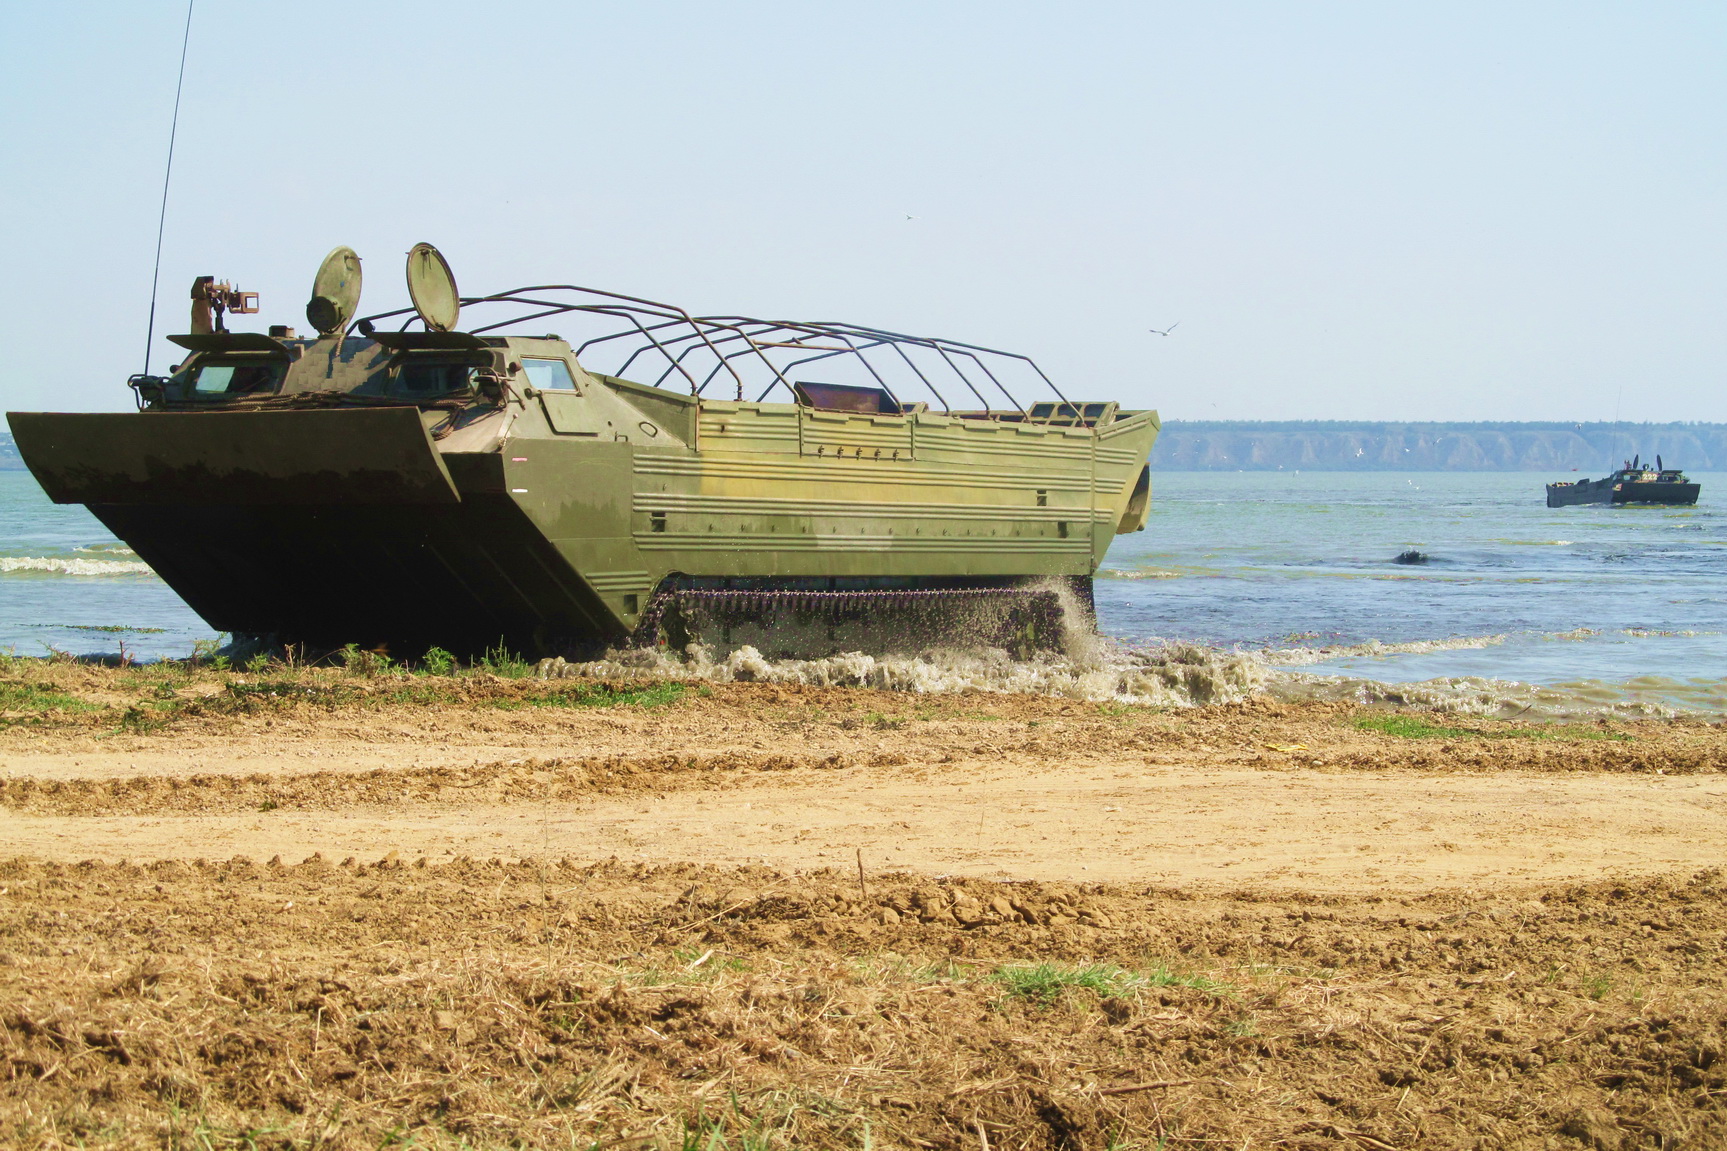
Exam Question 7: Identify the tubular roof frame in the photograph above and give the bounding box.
[357,284,1075,417]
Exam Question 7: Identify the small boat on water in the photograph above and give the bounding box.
[1546,455,1700,508]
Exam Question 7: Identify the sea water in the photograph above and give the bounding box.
[1100,470,1727,715]
[0,471,211,661]
[2,468,1723,715]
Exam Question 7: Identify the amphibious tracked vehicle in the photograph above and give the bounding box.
[1547,455,1699,508]
[8,246,1159,659]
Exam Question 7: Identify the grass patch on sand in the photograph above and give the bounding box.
[487,680,687,708]
[217,677,688,713]
[0,680,100,716]
[222,680,358,708]
[989,962,1234,1006]
[0,662,694,736]
[1353,713,1633,742]
[514,682,688,710]
[117,702,180,733]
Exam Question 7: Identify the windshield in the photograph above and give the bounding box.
[392,361,478,397]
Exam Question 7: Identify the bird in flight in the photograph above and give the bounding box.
[904,213,917,221]
[1148,322,1180,336]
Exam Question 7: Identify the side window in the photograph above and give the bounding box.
[189,361,282,395]
[523,358,578,390]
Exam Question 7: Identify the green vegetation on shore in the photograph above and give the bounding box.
[0,646,693,734]
[1354,713,1634,742]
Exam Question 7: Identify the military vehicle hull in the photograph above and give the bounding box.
[11,382,1156,658]
[1546,471,1699,508]
[8,259,1159,659]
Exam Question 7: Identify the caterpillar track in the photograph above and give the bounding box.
[633,581,1090,659]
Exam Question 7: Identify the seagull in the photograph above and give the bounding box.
[1148,322,1181,336]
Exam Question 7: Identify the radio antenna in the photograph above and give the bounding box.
[141,0,197,377]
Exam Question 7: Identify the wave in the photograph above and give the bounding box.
[0,556,155,576]
[1270,669,1723,721]
[1259,633,1510,666]
[1259,626,1625,668]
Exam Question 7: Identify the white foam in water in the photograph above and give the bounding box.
[1097,567,1182,579]
[539,627,1725,720]
[541,639,1269,707]
[1267,626,1727,718]
[1270,669,1719,721]
[0,556,155,576]
[1258,633,1510,667]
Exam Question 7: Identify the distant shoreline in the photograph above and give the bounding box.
[3,422,1721,474]
[1150,420,1724,471]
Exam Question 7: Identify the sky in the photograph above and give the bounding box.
[1,1,1723,421]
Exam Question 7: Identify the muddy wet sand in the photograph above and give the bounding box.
[2,661,1724,1148]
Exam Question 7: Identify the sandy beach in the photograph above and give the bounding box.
[1,661,1724,1147]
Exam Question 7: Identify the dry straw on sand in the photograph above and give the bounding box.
[2,661,1725,1147]
[2,856,1725,1149]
